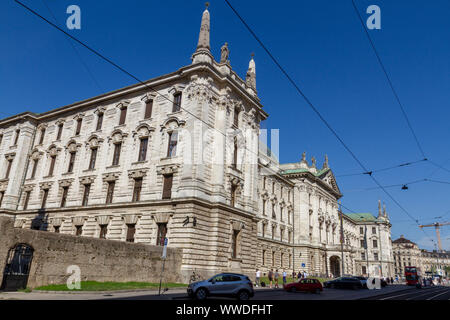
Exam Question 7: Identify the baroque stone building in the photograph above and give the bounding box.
[392,235,450,277]
[0,6,394,282]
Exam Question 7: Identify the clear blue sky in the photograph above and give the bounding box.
[2,0,449,249]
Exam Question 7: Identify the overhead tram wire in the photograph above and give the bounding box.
[350,0,427,160]
[336,158,428,177]
[223,0,435,241]
[13,0,266,177]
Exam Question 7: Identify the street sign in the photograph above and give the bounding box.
[301,263,305,267]
[162,238,168,259]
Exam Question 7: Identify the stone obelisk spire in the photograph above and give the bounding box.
[378,200,382,218]
[246,53,257,93]
[192,3,214,64]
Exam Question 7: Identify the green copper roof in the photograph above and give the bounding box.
[281,167,330,177]
[344,213,378,222]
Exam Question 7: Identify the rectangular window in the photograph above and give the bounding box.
[373,239,378,248]
[14,129,20,146]
[54,226,60,233]
[362,266,367,274]
[39,128,46,145]
[48,156,56,176]
[99,224,108,239]
[31,159,38,179]
[262,250,266,266]
[230,184,237,207]
[360,227,364,234]
[233,108,239,127]
[96,113,103,131]
[76,225,83,236]
[262,199,266,215]
[162,174,173,199]
[23,191,31,210]
[360,240,365,248]
[89,148,97,170]
[82,184,90,206]
[372,227,376,234]
[60,187,69,207]
[112,143,121,165]
[288,231,292,243]
[0,134,3,147]
[145,100,153,119]
[41,189,49,209]
[272,204,276,219]
[0,191,4,207]
[132,178,142,202]
[138,138,148,161]
[231,229,240,259]
[68,152,76,173]
[167,131,178,157]
[156,223,167,246]
[233,138,238,168]
[106,181,115,204]
[126,224,136,242]
[172,92,181,113]
[272,226,275,240]
[119,107,127,125]
[5,159,13,179]
[56,124,63,140]
[374,253,379,260]
[361,252,365,260]
[75,119,82,135]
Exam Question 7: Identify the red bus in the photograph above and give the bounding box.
[405,266,419,285]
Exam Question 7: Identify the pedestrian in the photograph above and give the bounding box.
[255,269,261,288]
[282,270,287,286]
[390,277,393,284]
[268,269,274,289]
[274,269,279,288]
[292,271,296,282]
[297,271,301,280]
[304,270,308,279]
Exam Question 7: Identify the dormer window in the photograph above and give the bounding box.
[172,92,182,113]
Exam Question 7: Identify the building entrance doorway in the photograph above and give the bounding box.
[329,256,341,278]
[1,244,34,291]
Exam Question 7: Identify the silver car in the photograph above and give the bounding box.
[187,273,254,300]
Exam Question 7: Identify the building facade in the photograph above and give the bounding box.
[393,236,450,277]
[0,6,395,282]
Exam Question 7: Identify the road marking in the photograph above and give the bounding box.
[426,288,450,300]
[379,287,441,300]
[406,288,448,300]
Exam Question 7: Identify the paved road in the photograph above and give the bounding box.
[362,286,450,300]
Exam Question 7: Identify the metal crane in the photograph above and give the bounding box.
[419,222,450,252]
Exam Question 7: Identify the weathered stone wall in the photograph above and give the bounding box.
[0,217,183,288]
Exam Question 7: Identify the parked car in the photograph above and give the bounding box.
[323,277,363,290]
[187,273,254,300]
[353,276,368,288]
[284,278,323,294]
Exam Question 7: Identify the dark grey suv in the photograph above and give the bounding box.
[187,273,254,300]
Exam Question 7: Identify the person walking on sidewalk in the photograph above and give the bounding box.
[274,269,279,288]
[255,269,261,288]
[282,270,287,286]
[268,269,274,289]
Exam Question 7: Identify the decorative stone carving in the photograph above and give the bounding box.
[128,169,148,179]
[66,141,81,153]
[50,217,63,227]
[39,181,53,190]
[220,42,229,64]
[102,172,120,182]
[115,101,130,110]
[73,113,85,121]
[97,215,111,225]
[231,219,245,231]
[58,179,73,188]
[153,212,173,224]
[86,135,104,149]
[141,92,157,103]
[132,124,155,139]
[4,153,16,161]
[80,175,96,185]
[73,216,86,226]
[109,130,127,144]
[14,219,25,228]
[0,181,9,192]
[156,164,180,175]
[123,214,140,225]
[161,117,186,131]
[47,145,61,157]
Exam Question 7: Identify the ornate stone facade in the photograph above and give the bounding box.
[0,6,395,282]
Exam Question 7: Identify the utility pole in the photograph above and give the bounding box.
[419,222,450,252]
[339,201,345,276]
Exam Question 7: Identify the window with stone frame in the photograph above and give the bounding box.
[373,239,378,248]
[56,123,63,140]
[233,107,239,128]
[132,178,143,202]
[172,92,182,113]
[362,266,366,274]
[138,137,148,162]
[60,186,69,207]
[262,223,265,237]
[48,155,56,176]
[126,224,136,242]
[272,203,276,219]
[262,199,266,215]
[230,184,237,207]
[374,252,379,260]
[68,151,76,173]
[106,181,115,204]
[272,225,275,240]
[38,128,46,145]
[31,159,39,179]
[288,230,292,243]
[112,142,121,166]
[280,228,284,242]
[232,137,238,168]
[156,223,167,246]
[361,252,365,260]
[23,191,31,210]
[162,174,173,199]
[231,229,240,259]
[41,189,49,209]
[96,112,104,131]
[272,251,275,266]
[82,184,91,206]
[5,159,13,179]
[0,191,4,207]
[13,129,20,146]
[75,225,83,236]
[75,118,82,135]
[119,106,127,125]
[372,227,376,234]
[360,239,365,248]
[167,131,178,158]
[144,99,153,119]
[54,226,60,233]
[360,227,364,234]
[89,147,97,170]
[99,224,108,239]
[262,250,266,266]
[280,207,283,221]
